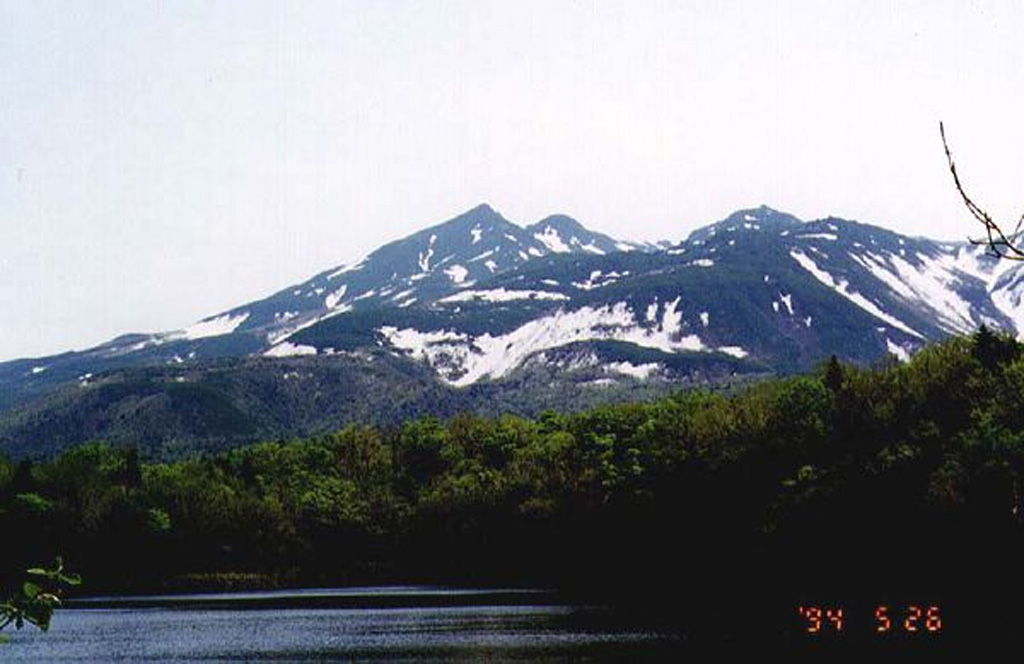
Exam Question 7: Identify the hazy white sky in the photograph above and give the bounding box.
[2,0,1023,361]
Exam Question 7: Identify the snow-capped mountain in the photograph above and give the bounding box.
[5,203,1024,457]
[169,203,663,354]
[283,205,1024,386]
[0,204,655,409]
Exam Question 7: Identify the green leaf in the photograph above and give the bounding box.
[22,582,40,599]
[25,568,47,577]
[58,573,82,586]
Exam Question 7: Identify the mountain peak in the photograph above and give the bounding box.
[437,203,506,228]
[726,205,801,225]
[527,214,587,234]
[680,206,802,246]
[467,202,497,215]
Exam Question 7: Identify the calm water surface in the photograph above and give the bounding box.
[4,587,683,661]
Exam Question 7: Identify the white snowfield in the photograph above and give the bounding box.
[533,226,571,253]
[264,341,318,357]
[438,288,570,304]
[325,285,348,310]
[170,312,250,341]
[379,297,749,387]
[779,293,794,315]
[443,264,469,284]
[605,361,661,379]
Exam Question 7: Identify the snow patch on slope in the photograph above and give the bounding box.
[779,293,794,315]
[381,299,705,386]
[265,341,317,357]
[327,261,364,280]
[444,264,469,284]
[438,288,569,303]
[177,312,250,341]
[991,273,1024,339]
[325,285,348,309]
[605,361,660,379]
[417,235,437,272]
[573,270,626,290]
[850,250,976,333]
[534,227,570,253]
[790,249,923,338]
[886,338,911,362]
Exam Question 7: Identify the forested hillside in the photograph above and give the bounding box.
[2,328,1023,641]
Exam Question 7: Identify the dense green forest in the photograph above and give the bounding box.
[3,328,1024,640]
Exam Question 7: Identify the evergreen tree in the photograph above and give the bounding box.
[972,324,1018,370]
[823,354,844,393]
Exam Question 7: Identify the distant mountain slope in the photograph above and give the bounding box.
[0,346,758,460]
[3,203,1023,459]
[0,204,652,414]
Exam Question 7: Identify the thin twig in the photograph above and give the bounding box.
[941,121,1024,260]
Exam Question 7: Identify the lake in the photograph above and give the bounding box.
[2,587,685,661]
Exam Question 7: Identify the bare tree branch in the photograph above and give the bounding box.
[940,121,1024,260]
